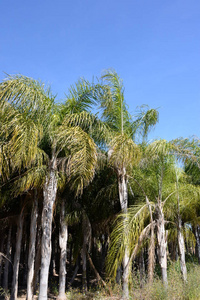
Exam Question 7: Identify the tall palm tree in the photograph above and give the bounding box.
[98,69,158,299]
[0,75,98,300]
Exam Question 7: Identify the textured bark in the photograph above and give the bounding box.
[177,221,187,282]
[57,199,68,300]
[122,250,129,300]
[148,226,155,283]
[82,215,88,292]
[176,175,187,281]
[145,197,155,283]
[195,226,200,264]
[26,190,38,300]
[10,210,24,300]
[118,168,128,211]
[118,167,129,300]
[156,201,168,286]
[3,225,12,291]
[38,163,57,300]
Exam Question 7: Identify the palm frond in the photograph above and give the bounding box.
[146,139,174,158]
[172,137,200,167]
[109,134,141,172]
[7,112,46,171]
[0,74,54,120]
[147,138,200,167]
[106,203,150,278]
[12,166,47,196]
[62,111,111,144]
[63,78,98,115]
[184,224,196,252]
[133,105,159,141]
[55,125,97,196]
[100,70,132,135]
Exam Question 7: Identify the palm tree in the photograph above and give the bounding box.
[106,138,200,289]
[184,144,200,263]
[145,138,200,284]
[0,74,98,300]
[98,69,158,299]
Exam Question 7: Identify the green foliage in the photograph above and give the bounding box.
[61,264,200,299]
[0,74,54,122]
[56,125,97,196]
[129,263,200,300]
[63,78,98,114]
[106,204,150,278]
[133,105,159,142]
[100,70,159,140]
[108,134,141,173]
[0,73,100,197]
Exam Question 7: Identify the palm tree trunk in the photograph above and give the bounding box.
[82,243,87,292]
[81,213,92,293]
[156,201,168,286]
[148,225,155,283]
[10,209,24,300]
[38,164,58,300]
[118,167,129,300]
[177,220,187,282]
[3,224,12,291]
[195,225,200,264]
[22,230,29,287]
[57,199,68,300]
[145,197,155,283]
[82,215,88,292]
[26,190,38,300]
[175,174,187,281]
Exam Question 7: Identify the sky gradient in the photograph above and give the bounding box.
[0,0,199,141]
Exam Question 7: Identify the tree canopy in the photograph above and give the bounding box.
[0,70,199,300]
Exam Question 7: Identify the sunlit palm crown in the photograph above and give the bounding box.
[0,74,99,196]
[99,70,159,172]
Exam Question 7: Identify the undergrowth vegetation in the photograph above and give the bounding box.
[65,264,200,300]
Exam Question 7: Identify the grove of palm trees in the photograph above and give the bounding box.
[0,70,200,300]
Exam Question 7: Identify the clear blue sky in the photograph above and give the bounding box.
[0,0,199,141]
